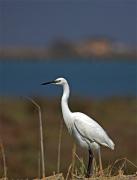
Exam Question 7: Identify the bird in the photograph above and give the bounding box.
[41,77,115,178]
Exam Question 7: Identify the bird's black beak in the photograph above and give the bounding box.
[41,80,56,85]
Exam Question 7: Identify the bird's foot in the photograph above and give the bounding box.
[85,172,92,178]
[98,169,104,176]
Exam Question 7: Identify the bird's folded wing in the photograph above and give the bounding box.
[74,118,111,148]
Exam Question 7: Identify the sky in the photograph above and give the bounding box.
[0,0,137,48]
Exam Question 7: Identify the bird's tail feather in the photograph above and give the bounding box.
[108,138,115,150]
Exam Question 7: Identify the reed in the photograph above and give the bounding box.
[26,97,46,178]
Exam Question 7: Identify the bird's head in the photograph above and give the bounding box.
[41,77,67,86]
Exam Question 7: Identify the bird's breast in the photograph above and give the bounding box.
[72,126,88,149]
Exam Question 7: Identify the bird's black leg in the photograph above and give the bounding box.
[86,148,93,178]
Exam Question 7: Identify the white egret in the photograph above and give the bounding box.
[41,77,115,177]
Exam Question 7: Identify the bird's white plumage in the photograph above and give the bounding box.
[72,112,114,150]
[42,77,115,177]
[47,77,115,152]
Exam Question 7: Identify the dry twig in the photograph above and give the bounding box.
[0,138,7,179]
[25,97,45,178]
[57,119,63,173]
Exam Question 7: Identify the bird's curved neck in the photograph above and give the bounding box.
[61,82,71,113]
[61,82,72,133]
[62,82,70,101]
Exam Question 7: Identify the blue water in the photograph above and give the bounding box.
[0,59,136,99]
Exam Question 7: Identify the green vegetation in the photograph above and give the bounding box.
[0,96,137,179]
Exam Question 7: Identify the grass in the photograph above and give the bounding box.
[0,96,137,179]
[25,97,46,178]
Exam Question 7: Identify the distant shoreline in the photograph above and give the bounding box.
[0,38,136,60]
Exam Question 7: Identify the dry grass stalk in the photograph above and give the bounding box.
[26,97,45,178]
[38,151,41,179]
[71,143,76,176]
[110,157,137,176]
[34,173,64,180]
[57,119,63,173]
[66,164,72,180]
[0,138,7,180]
